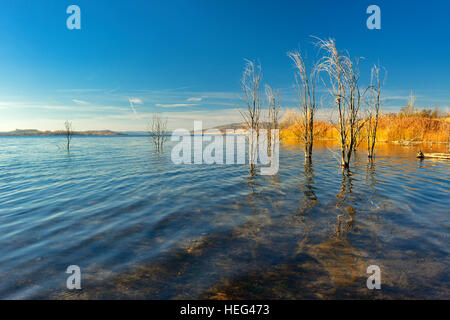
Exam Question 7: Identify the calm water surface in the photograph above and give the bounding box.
[0,136,448,299]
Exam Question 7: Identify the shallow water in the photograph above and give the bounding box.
[0,136,448,299]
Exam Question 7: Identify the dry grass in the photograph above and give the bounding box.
[376,114,449,142]
[281,114,449,143]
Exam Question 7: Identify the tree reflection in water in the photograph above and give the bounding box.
[302,157,317,209]
[335,169,357,240]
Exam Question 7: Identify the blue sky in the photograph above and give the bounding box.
[0,0,449,131]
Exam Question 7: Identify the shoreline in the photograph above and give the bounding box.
[0,129,126,137]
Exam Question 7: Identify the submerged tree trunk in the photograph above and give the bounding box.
[341,145,350,169]
[367,64,384,158]
[64,120,73,152]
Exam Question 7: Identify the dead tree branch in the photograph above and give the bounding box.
[288,49,318,158]
[148,114,168,152]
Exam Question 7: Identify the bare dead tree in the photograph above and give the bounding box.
[239,59,262,164]
[148,114,168,152]
[265,85,281,131]
[288,50,318,159]
[316,38,367,169]
[367,64,386,158]
[64,120,73,152]
[343,58,368,164]
[400,90,416,116]
[265,84,281,152]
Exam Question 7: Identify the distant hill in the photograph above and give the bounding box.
[211,123,247,131]
[0,129,126,136]
[210,122,273,131]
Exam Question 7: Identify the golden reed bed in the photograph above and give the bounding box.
[281,115,450,144]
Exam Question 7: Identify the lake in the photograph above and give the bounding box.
[0,136,448,299]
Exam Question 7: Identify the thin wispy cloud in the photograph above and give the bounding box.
[102,108,243,130]
[187,97,202,102]
[41,105,76,110]
[72,99,89,105]
[128,97,143,117]
[56,88,105,93]
[0,100,128,112]
[155,103,197,108]
[129,97,143,104]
